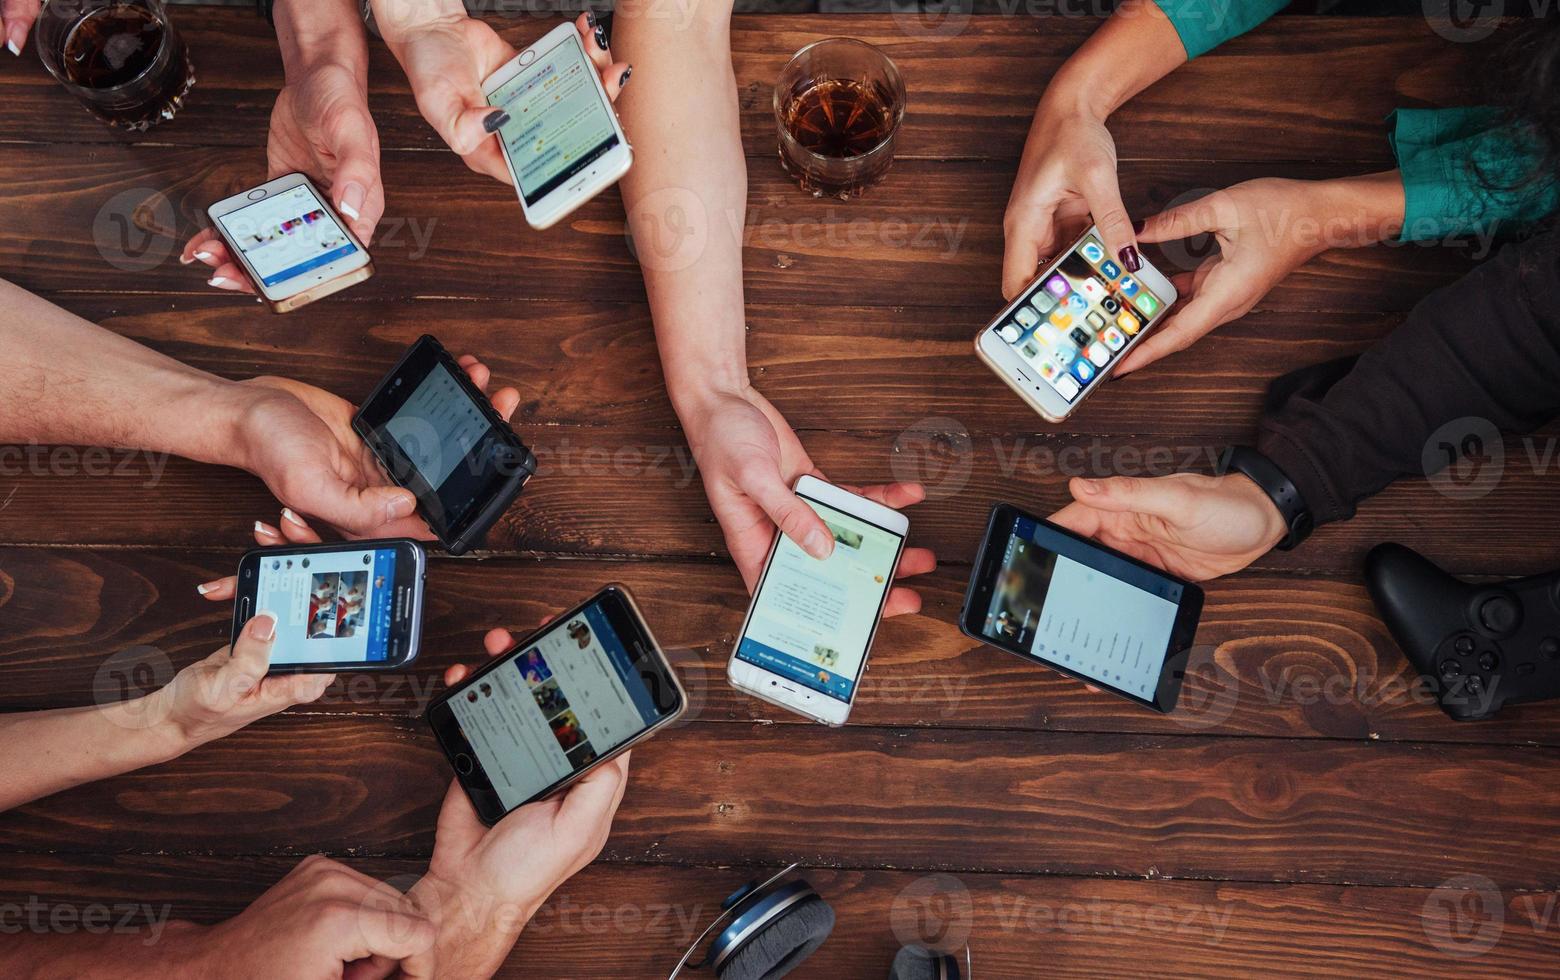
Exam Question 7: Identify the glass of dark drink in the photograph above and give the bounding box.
[35,0,195,132]
[774,38,906,199]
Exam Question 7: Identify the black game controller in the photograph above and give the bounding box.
[1365,543,1560,721]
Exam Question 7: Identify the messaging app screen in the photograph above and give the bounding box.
[490,35,619,204]
[735,496,904,702]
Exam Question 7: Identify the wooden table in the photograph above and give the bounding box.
[2,9,1558,976]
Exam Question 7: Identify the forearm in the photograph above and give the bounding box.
[406,873,536,980]
[613,0,750,423]
[274,0,368,82]
[1257,229,1560,524]
[1045,0,1187,119]
[0,696,191,812]
[0,280,248,466]
[369,0,464,55]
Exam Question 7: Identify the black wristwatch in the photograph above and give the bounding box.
[1217,445,1314,551]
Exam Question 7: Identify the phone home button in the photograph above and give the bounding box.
[519,49,536,65]
[246,189,267,200]
[454,754,474,776]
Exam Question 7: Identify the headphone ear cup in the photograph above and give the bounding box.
[714,894,835,980]
[890,946,960,980]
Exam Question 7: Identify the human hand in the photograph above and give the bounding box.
[1003,97,1140,301]
[678,385,936,612]
[375,9,630,184]
[2,0,38,55]
[403,627,631,978]
[209,353,520,543]
[1049,473,1287,582]
[169,853,435,979]
[182,9,381,294]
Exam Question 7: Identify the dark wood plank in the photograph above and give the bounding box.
[5,548,1560,746]
[0,147,1482,308]
[0,853,1552,977]
[4,711,1560,888]
[0,12,1513,165]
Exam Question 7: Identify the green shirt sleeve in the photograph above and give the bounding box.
[1388,107,1559,242]
[1151,0,1289,59]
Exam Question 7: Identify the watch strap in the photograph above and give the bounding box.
[1217,445,1314,551]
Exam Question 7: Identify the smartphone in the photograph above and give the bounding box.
[206,172,373,313]
[727,475,909,726]
[230,539,426,674]
[975,225,1178,422]
[352,335,537,556]
[960,503,1204,712]
[426,585,684,825]
[483,21,633,230]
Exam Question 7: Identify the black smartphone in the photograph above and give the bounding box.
[230,538,427,673]
[960,503,1204,713]
[426,585,685,825]
[352,335,536,555]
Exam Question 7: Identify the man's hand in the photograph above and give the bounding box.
[401,627,631,978]
[217,354,519,543]
[1050,472,1288,581]
[679,384,936,614]
[171,854,436,978]
[375,9,629,184]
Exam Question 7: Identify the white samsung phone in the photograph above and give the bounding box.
[483,22,633,230]
[975,225,1178,421]
[727,475,910,726]
[206,172,373,313]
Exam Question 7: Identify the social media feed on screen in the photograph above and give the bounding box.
[252,546,403,667]
[216,183,361,296]
[444,598,679,815]
[991,234,1167,404]
[967,509,1202,712]
[734,497,905,709]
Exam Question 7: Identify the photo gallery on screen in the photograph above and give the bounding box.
[519,635,598,768]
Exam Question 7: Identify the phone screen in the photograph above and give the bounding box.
[489,33,619,206]
[253,545,400,666]
[216,183,359,292]
[989,234,1168,404]
[447,599,674,812]
[735,495,905,703]
[981,514,1186,700]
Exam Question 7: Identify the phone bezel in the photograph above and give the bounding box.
[959,502,1204,713]
[975,225,1179,422]
[726,475,909,727]
[205,172,372,308]
[351,334,533,555]
[230,537,426,674]
[481,22,633,231]
[425,585,685,826]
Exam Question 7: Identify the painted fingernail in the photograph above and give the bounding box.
[6,40,20,58]
[594,25,608,51]
[196,579,222,595]
[586,9,598,26]
[483,109,510,133]
[209,276,240,291]
[619,65,632,88]
[249,611,277,642]
[1119,246,1142,272]
[194,250,213,262]
[1132,218,1146,235]
[179,254,195,266]
[336,181,365,222]
[255,520,279,537]
[281,507,308,528]
[802,528,832,559]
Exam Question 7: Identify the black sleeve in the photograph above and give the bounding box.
[1255,229,1560,526]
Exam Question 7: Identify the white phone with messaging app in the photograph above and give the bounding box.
[727,475,909,726]
[975,224,1178,422]
[483,21,632,230]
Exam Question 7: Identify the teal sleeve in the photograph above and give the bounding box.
[1151,0,1289,59]
[1389,107,1560,242]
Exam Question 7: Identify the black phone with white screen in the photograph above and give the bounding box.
[352,335,536,555]
[230,538,426,674]
[960,503,1203,712]
[426,585,685,825]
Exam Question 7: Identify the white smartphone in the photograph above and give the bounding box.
[483,22,633,230]
[975,225,1178,421]
[727,475,910,726]
[206,172,373,313]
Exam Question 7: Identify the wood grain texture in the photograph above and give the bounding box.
[1,853,1553,978]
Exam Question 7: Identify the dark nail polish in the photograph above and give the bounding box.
[483,109,510,133]
[1132,218,1146,235]
[594,25,609,51]
[1120,245,1142,272]
[586,10,597,27]
[619,65,632,88]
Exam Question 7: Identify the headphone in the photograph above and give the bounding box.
[667,864,971,980]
